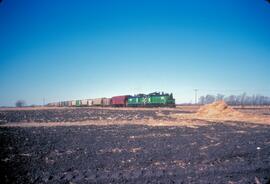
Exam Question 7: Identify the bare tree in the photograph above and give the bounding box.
[199,93,270,106]
[199,96,205,105]
[216,94,224,101]
[205,95,215,104]
[15,100,26,107]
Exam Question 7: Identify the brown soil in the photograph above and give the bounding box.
[1,104,270,183]
[0,119,209,129]
[1,122,270,183]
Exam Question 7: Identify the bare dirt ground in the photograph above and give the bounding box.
[0,106,270,183]
[174,103,270,126]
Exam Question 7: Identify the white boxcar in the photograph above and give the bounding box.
[71,100,76,106]
[92,98,103,106]
[87,99,93,106]
[81,99,88,106]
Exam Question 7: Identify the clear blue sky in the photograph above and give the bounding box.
[1,0,270,106]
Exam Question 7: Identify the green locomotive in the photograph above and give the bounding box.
[127,92,175,107]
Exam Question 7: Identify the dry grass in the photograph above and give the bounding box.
[0,119,209,128]
[172,102,270,125]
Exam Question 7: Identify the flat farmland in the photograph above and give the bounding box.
[0,106,270,183]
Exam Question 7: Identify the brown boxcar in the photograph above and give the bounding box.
[111,95,130,107]
[67,101,72,107]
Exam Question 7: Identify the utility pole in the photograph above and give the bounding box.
[43,98,45,107]
[194,89,198,104]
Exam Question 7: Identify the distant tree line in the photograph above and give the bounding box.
[199,93,270,106]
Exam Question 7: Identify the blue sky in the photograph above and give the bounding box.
[1,0,270,106]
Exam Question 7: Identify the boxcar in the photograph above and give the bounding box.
[87,99,93,106]
[112,95,130,107]
[67,101,72,107]
[47,102,58,107]
[71,100,76,106]
[102,98,111,106]
[92,98,103,106]
[60,101,65,107]
[62,101,69,107]
[53,102,60,107]
[76,100,81,107]
[81,99,88,106]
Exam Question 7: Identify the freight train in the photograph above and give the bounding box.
[47,92,175,108]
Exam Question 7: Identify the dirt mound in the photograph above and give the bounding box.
[196,101,244,118]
